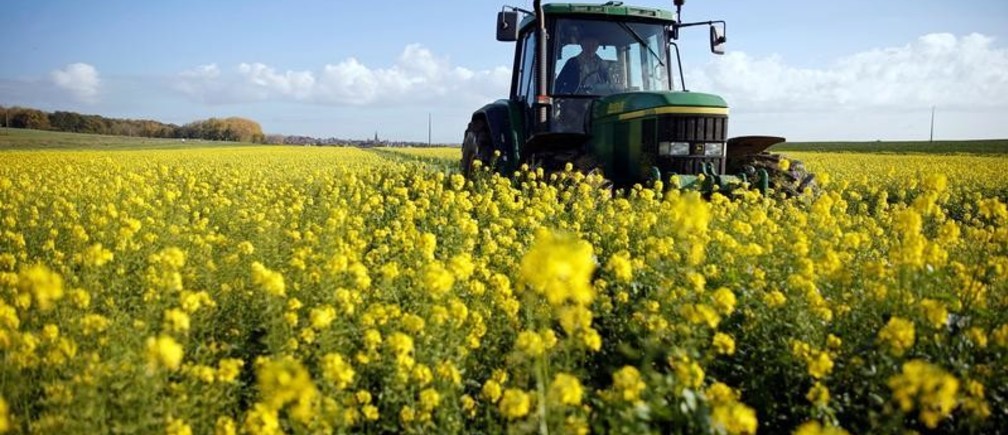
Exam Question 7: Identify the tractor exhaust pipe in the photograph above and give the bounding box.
[533,0,551,133]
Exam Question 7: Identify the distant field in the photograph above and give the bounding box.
[0,128,259,150]
[772,139,1008,154]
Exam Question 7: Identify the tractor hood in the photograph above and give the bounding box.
[587,91,731,187]
[592,91,728,121]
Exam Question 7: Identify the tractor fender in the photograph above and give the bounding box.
[471,100,524,171]
[725,135,786,159]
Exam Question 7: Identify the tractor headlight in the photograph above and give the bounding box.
[658,141,690,156]
[704,142,725,157]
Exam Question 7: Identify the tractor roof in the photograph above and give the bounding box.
[519,3,676,30]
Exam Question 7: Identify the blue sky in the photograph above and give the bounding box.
[2,0,1007,142]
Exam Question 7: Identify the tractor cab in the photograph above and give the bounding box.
[548,18,671,133]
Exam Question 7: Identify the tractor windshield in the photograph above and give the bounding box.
[550,18,669,133]
[551,18,669,96]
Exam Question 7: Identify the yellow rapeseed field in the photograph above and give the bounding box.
[1,146,1006,434]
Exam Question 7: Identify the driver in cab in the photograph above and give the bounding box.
[555,32,610,94]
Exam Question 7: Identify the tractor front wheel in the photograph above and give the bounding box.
[460,119,493,177]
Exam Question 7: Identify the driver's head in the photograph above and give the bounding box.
[580,35,600,55]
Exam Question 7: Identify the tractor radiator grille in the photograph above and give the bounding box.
[658,115,727,143]
[642,114,728,175]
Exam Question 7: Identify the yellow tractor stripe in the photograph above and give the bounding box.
[616,106,729,121]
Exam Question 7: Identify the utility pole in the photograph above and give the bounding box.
[929,106,935,142]
[428,113,432,147]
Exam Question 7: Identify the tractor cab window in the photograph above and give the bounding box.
[550,18,669,133]
[551,18,669,96]
[516,31,537,108]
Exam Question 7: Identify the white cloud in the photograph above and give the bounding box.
[174,44,511,107]
[689,32,1008,113]
[51,63,101,103]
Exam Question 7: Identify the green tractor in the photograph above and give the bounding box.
[461,0,814,194]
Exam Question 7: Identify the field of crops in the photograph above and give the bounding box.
[1,140,1007,434]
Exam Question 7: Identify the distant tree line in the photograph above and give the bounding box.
[0,105,265,143]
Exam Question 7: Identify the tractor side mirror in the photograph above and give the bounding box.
[497,11,519,41]
[709,23,726,54]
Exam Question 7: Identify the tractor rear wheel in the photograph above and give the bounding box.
[460,119,493,177]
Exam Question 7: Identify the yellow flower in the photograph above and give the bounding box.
[214,416,236,435]
[887,359,959,429]
[448,254,475,280]
[355,390,372,405]
[255,356,317,412]
[779,158,791,171]
[17,264,64,311]
[967,327,988,348]
[806,382,830,407]
[519,229,595,307]
[919,299,948,328]
[461,395,477,417]
[764,290,787,308]
[309,305,336,330]
[792,420,850,435]
[419,388,441,411]
[386,332,413,358]
[671,356,705,390]
[498,389,532,419]
[612,366,646,402]
[399,405,416,425]
[713,332,736,356]
[807,351,834,379]
[961,379,991,419]
[515,330,545,357]
[878,316,915,356]
[993,324,1008,347]
[321,353,355,390]
[412,364,433,386]
[436,361,462,385]
[250,262,285,297]
[549,373,584,406]
[712,287,737,315]
[481,379,503,403]
[682,304,720,329]
[362,405,379,421]
[242,403,281,435]
[146,335,184,371]
[605,252,633,282]
[705,382,739,404]
[163,308,191,334]
[82,243,114,267]
[581,328,602,351]
[826,334,842,350]
[165,417,192,435]
[711,401,758,435]
[422,262,455,298]
[0,396,10,434]
[41,324,59,341]
[217,358,244,383]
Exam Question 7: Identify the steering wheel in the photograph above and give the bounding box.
[576,68,609,94]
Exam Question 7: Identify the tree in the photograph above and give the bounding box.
[49,111,86,132]
[10,107,51,130]
[180,117,265,143]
